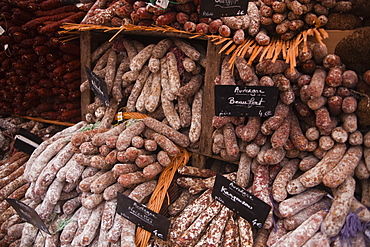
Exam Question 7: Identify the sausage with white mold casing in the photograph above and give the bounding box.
[271,210,328,247]
[267,219,287,246]
[194,206,232,247]
[166,51,181,97]
[178,74,203,98]
[248,1,260,37]
[238,216,254,247]
[222,122,240,158]
[261,100,290,135]
[289,110,309,151]
[172,200,223,247]
[145,71,161,113]
[220,55,236,85]
[143,129,180,157]
[270,115,291,149]
[129,44,155,72]
[307,68,327,98]
[322,145,362,188]
[299,143,347,188]
[272,159,299,202]
[241,117,261,142]
[106,180,157,245]
[143,117,190,148]
[136,73,153,112]
[252,164,274,229]
[116,121,145,151]
[152,38,172,59]
[278,188,327,218]
[322,176,356,238]
[91,123,126,147]
[283,197,331,231]
[171,38,200,61]
[189,88,203,144]
[125,65,151,112]
[79,202,105,246]
[220,214,240,247]
[169,189,214,243]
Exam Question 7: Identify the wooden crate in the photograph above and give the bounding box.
[79,30,210,118]
[79,29,219,167]
[79,29,354,167]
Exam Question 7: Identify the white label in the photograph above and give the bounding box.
[156,0,169,9]
[0,26,5,35]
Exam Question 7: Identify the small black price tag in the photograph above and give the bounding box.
[14,128,43,155]
[214,85,278,118]
[6,198,51,234]
[212,174,271,229]
[116,192,170,240]
[60,0,80,4]
[199,0,249,18]
[85,66,110,107]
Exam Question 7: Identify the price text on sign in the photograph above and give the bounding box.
[212,174,271,229]
[116,192,170,240]
[214,85,278,117]
[199,0,249,18]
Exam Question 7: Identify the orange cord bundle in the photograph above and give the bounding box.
[135,147,191,247]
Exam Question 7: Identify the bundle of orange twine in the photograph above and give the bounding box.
[211,27,329,74]
[120,111,191,247]
[135,147,190,247]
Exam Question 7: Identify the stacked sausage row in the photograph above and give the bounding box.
[0,111,196,246]
[206,40,370,245]
[83,36,206,146]
[0,0,90,122]
[0,152,30,247]
[81,0,363,45]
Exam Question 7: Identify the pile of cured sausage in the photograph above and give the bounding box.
[202,41,370,245]
[83,36,206,147]
[80,0,366,45]
[0,0,91,122]
[0,113,194,246]
[1,43,370,247]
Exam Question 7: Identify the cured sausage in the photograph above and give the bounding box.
[241,117,261,142]
[173,200,223,247]
[143,117,190,148]
[322,176,355,237]
[322,146,362,188]
[299,143,346,188]
[272,159,299,202]
[252,164,274,229]
[116,120,145,151]
[194,206,231,246]
[272,210,328,247]
[278,189,327,218]
[169,189,214,242]
[283,197,331,230]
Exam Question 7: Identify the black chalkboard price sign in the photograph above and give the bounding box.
[116,192,170,241]
[214,85,278,117]
[212,174,271,229]
[199,0,249,18]
[85,66,110,108]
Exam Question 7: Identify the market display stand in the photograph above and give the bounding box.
[79,29,221,168]
[79,28,355,168]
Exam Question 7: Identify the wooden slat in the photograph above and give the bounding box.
[198,40,222,158]
[80,31,92,121]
